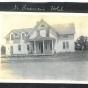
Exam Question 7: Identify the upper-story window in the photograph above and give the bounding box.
[46,30,49,37]
[11,34,14,40]
[37,30,40,36]
[41,24,45,27]
[22,33,25,40]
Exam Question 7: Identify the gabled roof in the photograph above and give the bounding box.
[5,19,75,39]
[28,19,57,36]
[4,28,33,39]
[51,23,75,35]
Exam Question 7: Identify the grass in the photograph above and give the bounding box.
[1,51,88,81]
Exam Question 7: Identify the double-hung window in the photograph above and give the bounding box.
[18,45,21,51]
[63,42,69,49]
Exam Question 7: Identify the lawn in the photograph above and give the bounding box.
[1,51,88,81]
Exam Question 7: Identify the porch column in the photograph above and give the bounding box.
[52,40,53,54]
[34,41,36,54]
[43,40,45,54]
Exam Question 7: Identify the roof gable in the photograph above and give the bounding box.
[51,23,75,35]
[34,19,51,30]
[4,19,75,39]
[28,19,58,37]
[4,28,33,39]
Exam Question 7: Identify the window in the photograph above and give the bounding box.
[27,45,29,51]
[46,30,49,37]
[39,42,41,50]
[37,30,40,36]
[11,34,14,40]
[22,33,25,40]
[66,42,69,49]
[41,24,45,27]
[63,42,65,49]
[18,45,21,51]
[63,42,69,49]
[50,42,52,50]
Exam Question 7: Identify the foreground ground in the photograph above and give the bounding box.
[1,51,88,81]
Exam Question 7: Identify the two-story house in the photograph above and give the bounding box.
[5,19,75,55]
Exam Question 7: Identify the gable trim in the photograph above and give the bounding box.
[28,19,60,37]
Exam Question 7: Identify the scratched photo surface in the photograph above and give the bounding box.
[1,13,88,81]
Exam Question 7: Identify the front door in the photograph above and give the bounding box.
[41,42,43,53]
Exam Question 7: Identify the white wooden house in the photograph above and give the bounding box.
[5,19,75,55]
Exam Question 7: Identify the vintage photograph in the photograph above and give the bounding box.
[1,13,88,81]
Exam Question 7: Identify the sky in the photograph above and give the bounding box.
[1,13,88,45]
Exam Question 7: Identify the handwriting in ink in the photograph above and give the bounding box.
[50,6,64,11]
[12,5,45,11]
[12,5,19,10]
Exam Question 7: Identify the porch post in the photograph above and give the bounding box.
[52,40,53,54]
[43,40,45,54]
[34,41,36,54]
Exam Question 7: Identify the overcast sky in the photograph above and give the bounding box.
[1,13,88,44]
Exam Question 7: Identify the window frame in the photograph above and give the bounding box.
[46,30,49,37]
[66,42,69,49]
[18,45,21,51]
[63,42,65,49]
[39,42,41,50]
[27,44,29,51]
[41,24,45,27]
[37,30,40,36]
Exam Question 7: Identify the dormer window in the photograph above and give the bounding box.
[22,33,25,40]
[11,34,14,40]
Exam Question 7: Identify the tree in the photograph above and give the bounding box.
[1,45,6,54]
[75,36,88,50]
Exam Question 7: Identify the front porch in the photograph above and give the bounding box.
[25,36,56,55]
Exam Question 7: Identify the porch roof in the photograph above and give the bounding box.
[25,36,56,42]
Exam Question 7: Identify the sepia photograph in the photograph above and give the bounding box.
[1,13,88,82]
